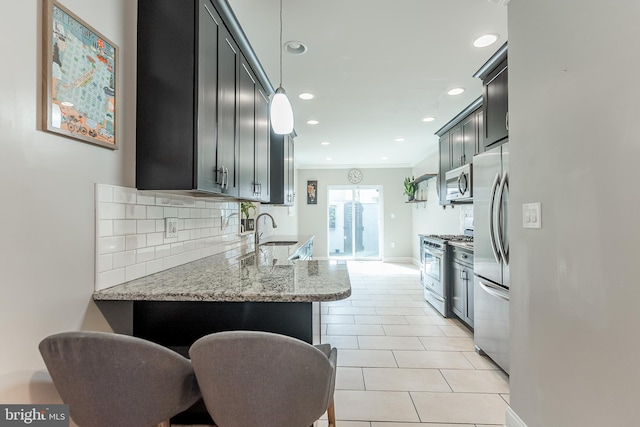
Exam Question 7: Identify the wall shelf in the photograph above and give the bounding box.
[411,173,437,186]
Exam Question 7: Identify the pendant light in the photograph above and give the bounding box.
[270,0,294,135]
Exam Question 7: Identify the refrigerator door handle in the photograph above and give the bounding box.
[479,279,510,301]
[496,172,509,265]
[489,173,502,264]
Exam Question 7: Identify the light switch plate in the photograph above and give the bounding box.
[165,217,178,238]
[523,203,542,229]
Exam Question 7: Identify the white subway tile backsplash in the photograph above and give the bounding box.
[147,206,164,219]
[137,219,156,234]
[99,203,125,220]
[99,236,125,254]
[125,234,146,250]
[95,184,244,291]
[125,205,147,220]
[136,247,155,263]
[113,220,137,236]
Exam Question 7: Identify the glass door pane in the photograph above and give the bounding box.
[328,186,381,260]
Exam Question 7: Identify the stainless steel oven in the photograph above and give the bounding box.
[420,235,449,317]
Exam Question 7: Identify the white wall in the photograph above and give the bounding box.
[508,1,640,426]
[0,0,136,405]
[296,168,413,261]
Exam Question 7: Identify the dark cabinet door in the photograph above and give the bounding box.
[238,60,256,200]
[254,87,270,202]
[285,135,294,204]
[483,59,508,148]
[438,133,451,205]
[461,113,476,165]
[196,0,220,193]
[267,132,294,206]
[450,124,463,169]
[451,262,465,320]
[217,28,239,196]
[475,108,484,155]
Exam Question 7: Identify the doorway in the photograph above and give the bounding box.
[327,186,382,260]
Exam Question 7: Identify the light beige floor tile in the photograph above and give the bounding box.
[419,336,475,352]
[393,350,475,369]
[322,335,359,349]
[321,305,329,314]
[410,392,509,424]
[440,369,510,393]
[388,289,424,295]
[371,423,473,427]
[363,368,451,392]
[352,300,398,308]
[346,293,373,300]
[327,324,385,336]
[438,324,473,337]
[316,422,370,427]
[322,314,356,324]
[369,294,415,301]
[382,325,445,337]
[337,350,398,367]
[334,390,420,422]
[336,367,365,390]
[461,351,501,370]
[358,336,425,350]
[323,300,354,307]
[404,315,452,326]
[354,315,409,325]
[376,307,429,316]
[329,307,377,315]
[393,300,432,308]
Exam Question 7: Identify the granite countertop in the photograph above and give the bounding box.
[448,241,474,251]
[93,235,352,303]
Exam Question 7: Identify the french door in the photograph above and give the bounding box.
[327,186,382,260]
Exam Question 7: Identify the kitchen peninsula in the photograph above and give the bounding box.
[94,236,351,353]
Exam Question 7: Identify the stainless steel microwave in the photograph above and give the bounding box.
[445,164,472,201]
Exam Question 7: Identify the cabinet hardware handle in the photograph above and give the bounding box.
[505,112,509,131]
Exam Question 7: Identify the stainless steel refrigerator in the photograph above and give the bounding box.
[473,143,510,374]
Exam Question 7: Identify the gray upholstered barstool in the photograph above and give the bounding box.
[189,331,337,427]
[39,331,202,427]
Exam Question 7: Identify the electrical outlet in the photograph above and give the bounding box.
[523,203,542,229]
[391,242,395,248]
[165,217,178,238]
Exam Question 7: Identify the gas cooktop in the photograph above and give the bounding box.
[424,234,473,242]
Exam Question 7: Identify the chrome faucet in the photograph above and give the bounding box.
[254,213,278,249]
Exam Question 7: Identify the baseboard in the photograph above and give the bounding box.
[506,407,527,427]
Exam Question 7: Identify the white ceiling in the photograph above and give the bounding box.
[227,0,508,169]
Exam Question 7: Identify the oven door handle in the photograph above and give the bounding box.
[489,173,502,264]
[425,287,445,303]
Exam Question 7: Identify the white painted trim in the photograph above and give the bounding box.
[381,257,414,263]
[506,407,528,427]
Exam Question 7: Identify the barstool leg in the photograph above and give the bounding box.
[327,399,336,427]
[155,420,171,427]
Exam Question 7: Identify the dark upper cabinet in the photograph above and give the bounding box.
[474,43,508,149]
[450,113,477,169]
[268,132,295,206]
[238,58,271,202]
[136,0,271,200]
[475,108,484,154]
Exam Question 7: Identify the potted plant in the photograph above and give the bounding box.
[403,177,417,201]
[240,201,256,232]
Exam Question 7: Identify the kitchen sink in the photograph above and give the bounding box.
[260,241,298,246]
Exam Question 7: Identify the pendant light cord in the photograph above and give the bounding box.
[279,0,283,87]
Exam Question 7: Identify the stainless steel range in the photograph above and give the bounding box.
[420,234,473,317]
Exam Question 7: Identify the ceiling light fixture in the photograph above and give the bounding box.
[299,92,315,100]
[381,157,388,160]
[395,138,405,142]
[321,141,330,145]
[307,120,319,125]
[284,40,308,55]
[326,157,333,161]
[473,33,499,48]
[270,0,294,135]
[422,116,435,122]
[447,87,465,96]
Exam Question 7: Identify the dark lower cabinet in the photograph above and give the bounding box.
[450,246,474,328]
[268,132,295,206]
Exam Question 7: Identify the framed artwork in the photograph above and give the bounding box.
[307,180,317,204]
[42,0,118,149]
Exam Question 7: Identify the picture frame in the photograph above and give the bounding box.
[307,180,317,205]
[42,0,118,150]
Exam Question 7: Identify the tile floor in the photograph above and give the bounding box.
[315,261,509,427]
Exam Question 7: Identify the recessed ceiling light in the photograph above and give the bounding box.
[61,101,74,107]
[326,157,332,161]
[422,116,436,122]
[395,138,405,142]
[307,120,319,125]
[448,87,465,96]
[321,141,330,145]
[299,92,315,100]
[473,34,499,48]
[284,40,308,55]
[381,157,388,160]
